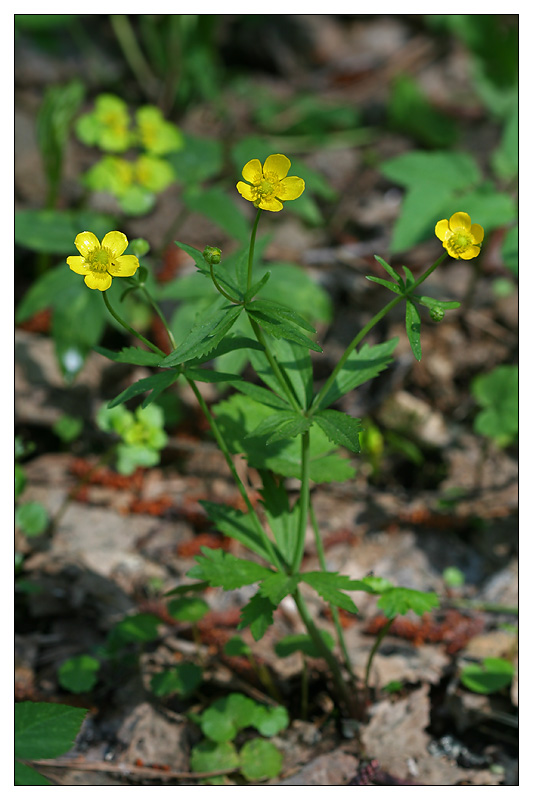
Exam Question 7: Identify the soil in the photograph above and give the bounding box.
[15,14,518,787]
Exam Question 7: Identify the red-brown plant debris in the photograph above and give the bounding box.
[177,532,232,557]
[69,458,145,491]
[18,309,52,334]
[364,609,485,654]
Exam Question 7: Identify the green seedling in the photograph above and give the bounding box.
[96,402,168,475]
[471,364,518,448]
[460,657,515,695]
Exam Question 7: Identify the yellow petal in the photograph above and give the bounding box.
[236,181,255,201]
[434,219,450,242]
[108,254,139,277]
[259,196,283,212]
[241,159,263,184]
[263,154,290,180]
[470,223,484,244]
[277,176,305,201]
[74,231,100,257]
[84,271,112,291]
[460,245,481,260]
[449,212,471,232]
[67,256,90,274]
[102,230,128,258]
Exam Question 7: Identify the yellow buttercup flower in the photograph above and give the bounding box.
[67,231,139,291]
[236,154,305,212]
[435,212,484,260]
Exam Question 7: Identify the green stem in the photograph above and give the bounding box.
[186,378,283,572]
[102,291,165,357]
[292,588,356,717]
[364,617,394,690]
[291,431,311,573]
[309,502,355,680]
[140,286,177,351]
[247,209,262,291]
[109,14,157,99]
[311,253,448,413]
[210,263,239,304]
[248,318,301,413]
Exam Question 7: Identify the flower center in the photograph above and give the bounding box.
[448,231,472,255]
[86,247,112,273]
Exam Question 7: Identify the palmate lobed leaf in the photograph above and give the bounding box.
[377,587,440,619]
[318,338,398,410]
[301,571,360,614]
[238,592,276,640]
[161,302,244,366]
[108,370,180,409]
[314,409,363,453]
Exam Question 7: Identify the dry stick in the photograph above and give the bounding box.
[24,759,236,783]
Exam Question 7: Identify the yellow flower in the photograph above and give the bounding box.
[67,231,139,291]
[435,212,484,260]
[236,154,305,212]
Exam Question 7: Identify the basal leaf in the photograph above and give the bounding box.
[240,739,283,781]
[188,547,273,590]
[314,409,362,453]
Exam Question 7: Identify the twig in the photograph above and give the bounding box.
[25,758,235,783]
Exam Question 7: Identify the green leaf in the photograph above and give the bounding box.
[318,338,399,409]
[501,225,518,276]
[454,185,516,231]
[15,702,87,761]
[108,370,179,409]
[183,367,243,384]
[380,150,480,192]
[112,613,161,643]
[15,502,49,537]
[229,380,291,411]
[314,409,362,452]
[160,302,243,366]
[258,573,299,606]
[249,339,314,410]
[190,739,239,775]
[169,133,223,185]
[15,209,117,253]
[460,658,514,695]
[373,255,403,284]
[259,472,298,565]
[213,393,355,483]
[238,592,276,640]
[200,501,276,563]
[405,299,422,361]
[244,271,271,302]
[57,655,100,694]
[366,276,403,294]
[250,705,289,737]
[15,761,51,786]
[377,587,440,618]
[150,662,203,698]
[247,306,322,353]
[188,547,273,590]
[200,693,258,742]
[301,572,360,614]
[388,73,457,148]
[93,345,163,367]
[239,739,283,781]
[248,410,311,445]
[247,299,316,334]
[223,636,251,658]
[167,596,210,623]
[471,364,518,447]
[274,630,335,658]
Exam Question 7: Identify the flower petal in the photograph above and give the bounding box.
[84,271,112,291]
[74,231,100,257]
[277,176,305,201]
[67,256,90,275]
[102,230,128,258]
[108,254,139,277]
[263,154,290,180]
[258,196,283,212]
[434,220,451,242]
[242,159,263,184]
[470,223,484,244]
[236,181,255,201]
[460,245,481,260]
[449,212,471,232]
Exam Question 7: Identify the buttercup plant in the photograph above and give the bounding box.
[66,153,484,718]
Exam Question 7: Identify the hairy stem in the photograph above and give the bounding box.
[102,291,165,357]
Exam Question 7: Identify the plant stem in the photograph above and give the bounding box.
[364,617,394,690]
[102,292,165,357]
[247,209,262,291]
[186,378,283,572]
[291,431,311,573]
[140,285,177,350]
[309,502,355,681]
[311,252,448,413]
[292,588,357,717]
[248,318,301,412]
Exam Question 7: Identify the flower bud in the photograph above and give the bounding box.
[203,246,222,265]
[130,238,151,258]
[430,307,445,322]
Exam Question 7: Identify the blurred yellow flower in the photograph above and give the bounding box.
[236,154,305,212]
[435,212,484,260]
[67,231,139,291]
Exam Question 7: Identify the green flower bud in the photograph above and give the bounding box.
[203,246,222,265]
[130,238,151,258]
[430,306,445,322]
